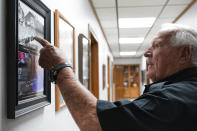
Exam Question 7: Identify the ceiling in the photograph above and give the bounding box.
[91,0,193,58]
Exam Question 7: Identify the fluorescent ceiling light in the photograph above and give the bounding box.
[119,17,156,28]
[119,37,144,44]
[120,52,136,56]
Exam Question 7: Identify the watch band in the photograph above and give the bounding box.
[50,63,72,83]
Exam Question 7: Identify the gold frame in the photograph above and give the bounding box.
[54,10,76,111]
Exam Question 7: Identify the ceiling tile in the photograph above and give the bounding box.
[136,44,149,56]
[109,43,119,51]
[118,0,167,7]
[109,43,120,57]
[92,0,115,8]
[120,44,140,51]
[143,26,159,45]
[136,50,145,57]
[107,38,118,44]
[113,52,120,57]
[119,6,163,18]
[119,28,149,37]
[168,0,193,5]
[159,5,187,18]
[96,8,116,20]
[139,45,150,51]
[100,20,117,28]
[104,28,118,36]
[154,17,174,25]
[106,36,118,44]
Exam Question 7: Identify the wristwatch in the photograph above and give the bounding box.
[50,63,72,83]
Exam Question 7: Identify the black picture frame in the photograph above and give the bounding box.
[7,0,51,119]
[78,34,90,90]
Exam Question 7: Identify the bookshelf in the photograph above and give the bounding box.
[113,64,140,100]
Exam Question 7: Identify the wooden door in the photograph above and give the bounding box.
[89,25,99,98]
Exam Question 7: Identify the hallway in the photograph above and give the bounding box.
[1,0,197,131]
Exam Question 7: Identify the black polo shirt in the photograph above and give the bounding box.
[97,67,197,131]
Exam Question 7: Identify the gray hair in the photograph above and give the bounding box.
[158,23,197,65]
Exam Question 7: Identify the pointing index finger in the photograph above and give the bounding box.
[34,36,50,47]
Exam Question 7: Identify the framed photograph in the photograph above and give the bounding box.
[7,0,51,119]
[54,10,75,111]
[78,34,90,90]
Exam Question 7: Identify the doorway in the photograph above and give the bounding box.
[89,25,99,98]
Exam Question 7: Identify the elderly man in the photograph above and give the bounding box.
[35,23,197,131]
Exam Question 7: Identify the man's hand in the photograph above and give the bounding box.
[34,36,68,69]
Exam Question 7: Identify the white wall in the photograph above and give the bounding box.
[0,0,113,131]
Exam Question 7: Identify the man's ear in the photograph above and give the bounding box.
[179,45,192,65]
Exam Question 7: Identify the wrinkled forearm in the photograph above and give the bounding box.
[56,67,102,131]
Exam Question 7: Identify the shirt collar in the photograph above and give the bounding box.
[144,66,197,93]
